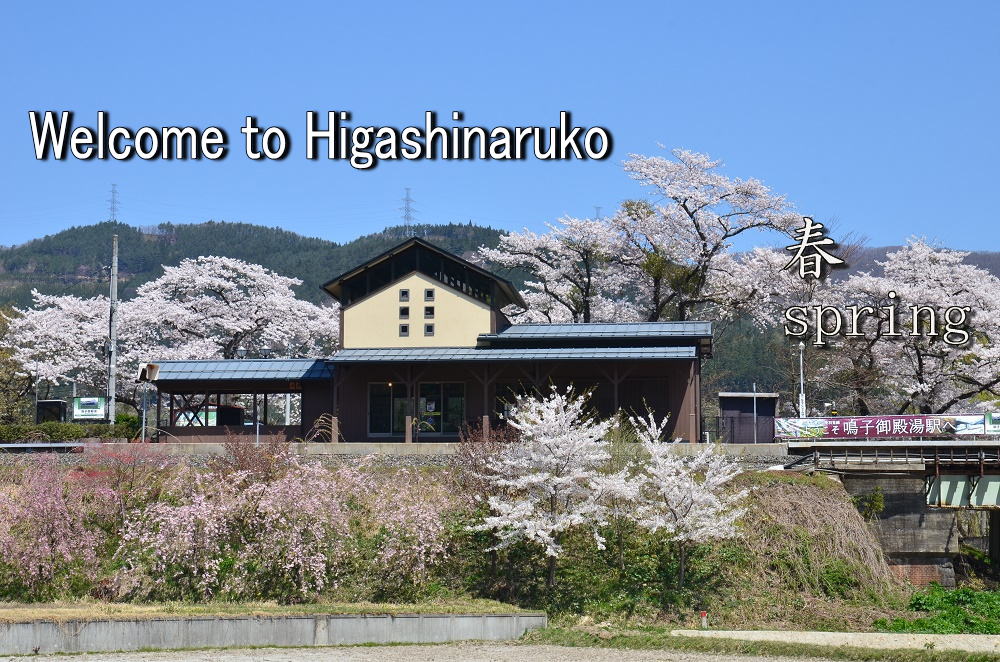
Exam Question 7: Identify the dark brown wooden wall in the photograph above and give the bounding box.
[327,359,701,442]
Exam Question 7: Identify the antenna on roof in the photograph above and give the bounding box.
[400,188,418,230]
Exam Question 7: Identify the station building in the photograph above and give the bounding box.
[147,237,712,443]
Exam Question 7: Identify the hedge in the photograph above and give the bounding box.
[0,422,127,442]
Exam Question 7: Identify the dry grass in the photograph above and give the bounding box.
[0,598,532,623]
[701,470,912,631]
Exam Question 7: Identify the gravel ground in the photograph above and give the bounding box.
[673,630,1000,653]
[6,643,839,662]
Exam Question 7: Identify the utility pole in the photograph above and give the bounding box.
[400,188,417,228]
[140,385,147,443]
[108,234,119,424]
[798,341,806,417]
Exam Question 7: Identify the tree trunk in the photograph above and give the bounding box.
[678,543,687,589]
[546,555,557,589]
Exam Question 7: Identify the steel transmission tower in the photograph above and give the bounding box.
[400,188,418,228]
[108,184,119,222]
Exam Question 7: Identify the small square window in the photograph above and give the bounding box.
[424,323,435,336]
[424,306,435,318]
[399,324,409,337]
[399,289,410,302]
[399,306,409,319]
[424,288,435,301]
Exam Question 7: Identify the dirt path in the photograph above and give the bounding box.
[674,629,1000,653]
[9,643,841,662]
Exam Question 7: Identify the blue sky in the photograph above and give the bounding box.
[1,1,997,250]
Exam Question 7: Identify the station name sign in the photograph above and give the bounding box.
[776,413,1000,439]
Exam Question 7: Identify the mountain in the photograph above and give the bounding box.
[1,220,997,310]
[0,221,509,307]
[838,245,1000,278]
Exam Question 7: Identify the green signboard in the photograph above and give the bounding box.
[72,396,106,420]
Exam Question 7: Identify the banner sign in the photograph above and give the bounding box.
[776,414,987,439]
[987,413,1000,436]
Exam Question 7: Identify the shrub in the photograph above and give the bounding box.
[80,443,174,525]
[116,462,354,603]
[208,434,295,484]
[0,456,105,600]
[0,422,125,442]
[0,424,37,441]
[37,421,87,441]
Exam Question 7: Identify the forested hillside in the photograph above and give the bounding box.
[0,221,508,306]
[3,220,996,402]
[843,245,1000,279]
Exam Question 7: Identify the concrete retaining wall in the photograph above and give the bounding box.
[0,613,547,656]
[842,471,958,587]
[103,441,790,457]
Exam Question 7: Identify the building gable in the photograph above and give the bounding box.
[341,271,492,348]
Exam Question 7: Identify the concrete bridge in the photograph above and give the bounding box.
[789,439,1000,587]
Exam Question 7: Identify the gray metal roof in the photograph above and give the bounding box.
[151,359,332,381]
[481,321,712,341]
[330,346,697,363]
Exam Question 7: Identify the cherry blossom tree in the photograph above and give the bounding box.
[2,256,340,408]
[818,240,1000,414]
[628,412,747,589]
[129,256,339,360]
[472,386,623,588]
[3,292,109,389]
[616,149,801,321]
[478,218,637,323]
[480,149,801,323]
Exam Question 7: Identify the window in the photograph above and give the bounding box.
[424,323,434,336]
[417,383,465,434]
[424,306,434,318]
[399,289,410,302]
[399,323,409,337]
[424,288,435,301]
[368,383,409,435]
[399,306,409,319]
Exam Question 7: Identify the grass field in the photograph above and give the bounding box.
[0,597,532,623]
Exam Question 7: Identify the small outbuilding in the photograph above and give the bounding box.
[717,391,779,444]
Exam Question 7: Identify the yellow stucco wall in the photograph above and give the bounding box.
[341,272,492,348]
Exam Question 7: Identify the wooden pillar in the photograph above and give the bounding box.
[687,361,699,443]
[406,364,416,443]
[612,365,620,412]
[331,368,341,443]
[694,358,702,442]
[482,415,491,442]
